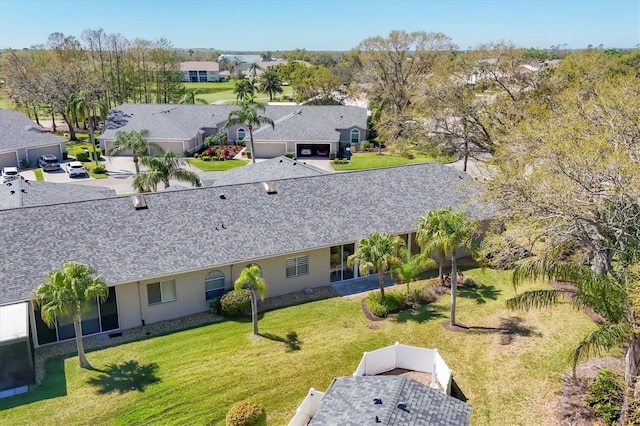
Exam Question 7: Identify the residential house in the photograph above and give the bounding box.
[0,109,68,169]
[180,61,220,82]
[98,104,368,158]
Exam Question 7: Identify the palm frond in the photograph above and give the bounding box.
[506,289,564,311]
[572,322,630,371]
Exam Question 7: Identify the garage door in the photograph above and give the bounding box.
[26,145,62,163]
[0,151,18,169]
[252,142,287,159]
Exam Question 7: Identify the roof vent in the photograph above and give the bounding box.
[131,194,148,210]
[397,402,410,412]
[373,398,382,405]
[219,194,226,200]
[262,181,277,194]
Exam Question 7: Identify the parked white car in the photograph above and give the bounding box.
[66,161,88,177]
[2,166,19,183]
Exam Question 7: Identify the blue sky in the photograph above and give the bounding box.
[0,0,638,51]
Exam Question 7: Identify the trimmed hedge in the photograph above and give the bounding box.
[220,289,251,317]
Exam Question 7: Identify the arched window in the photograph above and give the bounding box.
[205,270,225,301]
[237,128,246,141]
[350,129,360,144]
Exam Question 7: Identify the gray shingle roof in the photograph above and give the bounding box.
[0,109,66,152]
[0,163,488,305]
[98,104,367,143]
[0,178,116,210]
[201,156,327,187]
[309,376,472,425]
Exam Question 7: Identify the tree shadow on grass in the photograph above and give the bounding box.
[465,316,542,345]
[87,360,160,394]
[393,304,447,324]
[457,284,502,304]
[260,331,302,352]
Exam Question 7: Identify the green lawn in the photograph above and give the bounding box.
[193,86,294,104]
[188,158,248,171]
[331,152,454,171]
[34,169,44,181]
[0,268,605,425]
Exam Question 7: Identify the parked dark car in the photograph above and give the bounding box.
[37,155,61,171]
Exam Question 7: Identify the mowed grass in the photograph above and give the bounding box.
[331,152,454,171]
[0,268,604,425]
[188,158,248,171]
[183,82,294,104]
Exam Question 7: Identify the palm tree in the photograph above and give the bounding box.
[347,232,405,298]
[417,212,448,285]
[70,91,109,165]
[257,68,284,101]
[416,209,475,326]
[248,62,260,80]
[508,258,640,423]
[225,97,274,164]
[233,78,256,101]
[178,89,208,105]
[393,252,436,292]
[32,261,108,369]
[234,264,267,335]
[108,129,164,175]
[138,152,202,191]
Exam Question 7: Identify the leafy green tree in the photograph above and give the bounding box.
[257,68,283,101]
[234,264,267,335]
[393,252,436,292]
[347,232,405,298]
[507,258,640,423]
[32,262,108,369]
[70,90,109,165]
[178,88,208,105]
[416,209,475,325]
[108,129,164,174]
[137,151,202,191]
[225,97,274,164]
[233,78,256,101]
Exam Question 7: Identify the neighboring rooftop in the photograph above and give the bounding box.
[201,156,327,187]
[308,376,471,426]
[0,109,66,151]
[0,178,116,210]
[0,162,488,305]
[179,61,219,72]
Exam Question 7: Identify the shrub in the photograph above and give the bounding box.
[220,289,251,317]
[366,291,405,317]
[333,158,349,164]
[329,152,336,160]
[19,158,32,169]
[225,400,266,426]
[284,151,294,158]
[205,148,215,156]
[75,151,89,162]
[92,164,107,174]
[246,151,252,159]
[360,140,371,151]
[209,298,222,315]
[585,368,623,424]
[201,155,211,162]
[404,286,437,308]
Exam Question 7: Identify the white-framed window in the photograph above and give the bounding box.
[350,129,360,144]
[147,280,176,305]
[286,255,309,278]
[205,270,225,301]
[237,128,246,140]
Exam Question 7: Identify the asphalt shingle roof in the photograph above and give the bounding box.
[0,109,66,152]
[200,156,327,187]
[0,179,116,210]
[0,163,488,305]
[98,104,367,143]
[308,376,472,425]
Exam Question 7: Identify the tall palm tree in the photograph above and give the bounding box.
[416,209,474,326]
[234,264,267,335]
[71,91,109,165]
[508,258,640,423]
[347,232,405,298]
[178,88,208,105]
[257,68,284,101]
[248,62,260,80]
[417,212,448,285]
[108,129,164,175]
[225,97,274,164]
[138,152,202,191]
[32,261,108,369]
[233,78,256,101]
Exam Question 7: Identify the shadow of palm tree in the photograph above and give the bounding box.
[465,316,542,345]
[394,304,447,324]
[457,284,502,304]
[87,360,160,394]
[259,331,302,351]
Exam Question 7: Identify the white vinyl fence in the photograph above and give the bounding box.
[288,388,325,426]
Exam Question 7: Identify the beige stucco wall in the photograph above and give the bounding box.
[113,248,330,330]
